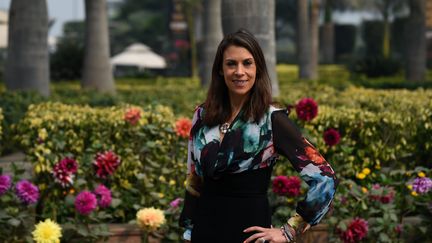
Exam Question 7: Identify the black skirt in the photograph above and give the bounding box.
[191,167,273,243]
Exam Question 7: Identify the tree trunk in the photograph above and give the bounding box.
[199,0,223,87]
[310,0,320,80]
[221,0,279,97]
[405,0,426,82]
[382,15,390,58]
[5,0,50,96]
[321,0,334,64]
[82,0,115,93]
[297,0,312,79]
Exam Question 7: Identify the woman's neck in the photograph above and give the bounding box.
[228,94,249,122]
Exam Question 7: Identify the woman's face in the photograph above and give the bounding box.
[221,45,256,101]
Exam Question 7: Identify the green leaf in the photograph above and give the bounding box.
[8,218,21,227]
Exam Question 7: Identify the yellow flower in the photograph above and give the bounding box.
[38,128,48,140]
[361,187,368,193]
[418,172,426,178]
[159,176,166,183]
[411,191,418,197]
[136,207,166,230]
[362,168,371,175]
[169,180,176,186]
[356,173,366,180]
[32,219,62,243]
[158,193,165,198]
[407,185,413,190]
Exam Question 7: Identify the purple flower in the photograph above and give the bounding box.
[169,198,183,208]
[94,184,112,208]
[0,174,12,196]
[15,180,39,204]
[412,177,432,194]
[75,191,97,215]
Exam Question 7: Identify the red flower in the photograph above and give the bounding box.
[295,98,318,121]
[369,184,395,204]
[93,151,121,178]
[339,218,368,243]
[175,39,190,49]
[272,176,301,197]
[323,128,341,147]
[59,157,78,174]
[175,118,192,138]
[124,107,141,125]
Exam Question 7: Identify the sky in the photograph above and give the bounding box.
[0,0,85,37]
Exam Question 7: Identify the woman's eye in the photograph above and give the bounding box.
[226,61,236,66]
[244,60,253,66]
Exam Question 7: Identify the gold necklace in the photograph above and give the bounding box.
[219,122,230,134]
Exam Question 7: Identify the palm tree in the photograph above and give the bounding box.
[82,0,115,93]
[405,0,426,82]
[200,0,223,87]
[310,0,320,80]
[5,0,50,96]
[297,0,312,79]
[221,0,279,97]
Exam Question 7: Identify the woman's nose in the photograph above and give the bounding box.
[235,65,245,75]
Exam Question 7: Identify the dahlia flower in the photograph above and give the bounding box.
[295,98,318,121]
[136,207,166,231]
[124,107,141,125]
[272,175,301,197]
[323,128,341,146]
[339,218,368,243]
[93,151,121,178]
[32,218,62,243]
[15,180,39,204]
[169,197,183,208]
[74,191,97,215]
[0,174,12,196]
[94,184,112,208]
[175,117,192,138]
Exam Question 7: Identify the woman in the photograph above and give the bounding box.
[179,29,337,243]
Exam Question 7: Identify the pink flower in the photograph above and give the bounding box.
[369,184,395,204]
[93,151,121,178]
[52,162,74,187]
[94,184,112,208]
[412,177,432,194]
[323,128,341,147]
[124,107,141,125]
[295,98,318,121]
[15,180,39,205]
[175,118,192,138]
[75,191,97,215]
[0,174,12,196]
[169,198,183,208]
[339,218,368,243]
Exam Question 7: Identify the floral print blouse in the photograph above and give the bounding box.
[180,105,338,232]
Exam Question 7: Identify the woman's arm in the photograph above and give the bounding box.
[271,110,338,227]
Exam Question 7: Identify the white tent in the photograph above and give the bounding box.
[111,43,167,69]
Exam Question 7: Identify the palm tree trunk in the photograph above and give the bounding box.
[310,0,320,80]
[297,0,312,79]
[322,0,334,63]
[221,0,279,97]
[405,0,426,82]
[200,0,223,87]
[5,0,50,96]
[82,0,115,93]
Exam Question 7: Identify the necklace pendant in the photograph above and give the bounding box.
[219,122,230,134]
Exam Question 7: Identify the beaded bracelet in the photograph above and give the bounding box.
[281,224,294,242]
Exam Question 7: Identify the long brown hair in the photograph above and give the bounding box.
[203,29,272,127]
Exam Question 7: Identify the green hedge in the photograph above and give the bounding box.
[14,102,189,241]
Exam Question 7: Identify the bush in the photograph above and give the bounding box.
[351,56,402,77]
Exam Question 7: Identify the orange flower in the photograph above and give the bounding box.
[124,107,141,125]
[175,118,192,138]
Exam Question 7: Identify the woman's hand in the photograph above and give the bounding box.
[243,223,311,243]
[242,226,290,243]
